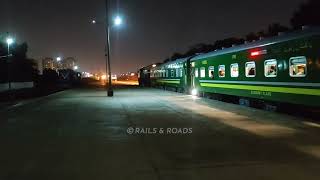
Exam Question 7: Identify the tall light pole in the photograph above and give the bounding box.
[104,0,123,97]
[105,0,113,97]
[6,36,14,90]
[92,1,123,96]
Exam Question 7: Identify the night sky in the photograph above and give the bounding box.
[0,0,306,74]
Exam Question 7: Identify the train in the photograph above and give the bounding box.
[138,27,320,108]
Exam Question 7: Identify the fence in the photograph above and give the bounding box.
[0,82,34,92]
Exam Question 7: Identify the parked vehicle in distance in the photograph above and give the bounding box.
[111,75,117,81]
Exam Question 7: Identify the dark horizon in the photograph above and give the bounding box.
[0,0,306,74]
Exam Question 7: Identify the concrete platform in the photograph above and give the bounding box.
[0,87,320,180]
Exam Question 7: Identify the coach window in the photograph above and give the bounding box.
[171,69,175,77]
[208,66,214,79]
[230,63,239,77]
[200,67,206,78]
[245,62,256,77]
[289,56,307,77]
[218,65,225,78]
[195,68,199,77]
[265,59,277,77]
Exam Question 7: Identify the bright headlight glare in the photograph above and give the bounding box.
[191,89,198,96]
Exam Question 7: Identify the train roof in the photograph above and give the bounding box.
[191,27,320,62]
[156,57,191,68]
[139,63,162,71]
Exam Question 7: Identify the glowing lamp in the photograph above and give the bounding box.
[114,16,122,26]
[6,38,14,45]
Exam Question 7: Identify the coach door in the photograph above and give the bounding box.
[191,67,195,89]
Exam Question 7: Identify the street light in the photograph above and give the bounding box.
[73,66,78,70]
[6,37,14,56]
[6,38,13,46]
[104,0,124,97]
[56,57,62,61]
[91,2,123,97]
[6,36,14,91]
[114,16,123,26]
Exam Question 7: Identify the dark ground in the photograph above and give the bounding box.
[0,86,320,180]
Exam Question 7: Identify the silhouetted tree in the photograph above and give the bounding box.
[0,41,38,82]
[245,32,259,42]
[163,58,170,63]
[58,69,78,82]
[42,69,58,84]
[184,43,215,57]
[265,23,289,36]
[257,30,266,38]
[291,0,320,29]
[213,37,244,49]
[170,52,184,60]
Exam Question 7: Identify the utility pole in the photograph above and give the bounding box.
[105,0,113,97]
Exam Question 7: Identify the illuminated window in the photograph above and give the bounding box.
[166,70,169,77]
[200,67,206,78]
[162,70,165,78]
[208,66,214,79]
[218,65,225,78]
[245,62,256,77]
[176,69,182,78]
[195,68,199,77]
[230,63,239,77]
[180,68,183,77]
[264,59,277,77]
[171,70,175,77]
[289,56,307,77]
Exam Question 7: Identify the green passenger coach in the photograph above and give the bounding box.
[151,57,192,92]
[190,28,320,107]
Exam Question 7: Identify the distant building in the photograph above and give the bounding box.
[42,57,57,70]
[42,57,77,72]
[62,57,77,70]
[42,57,78,75]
